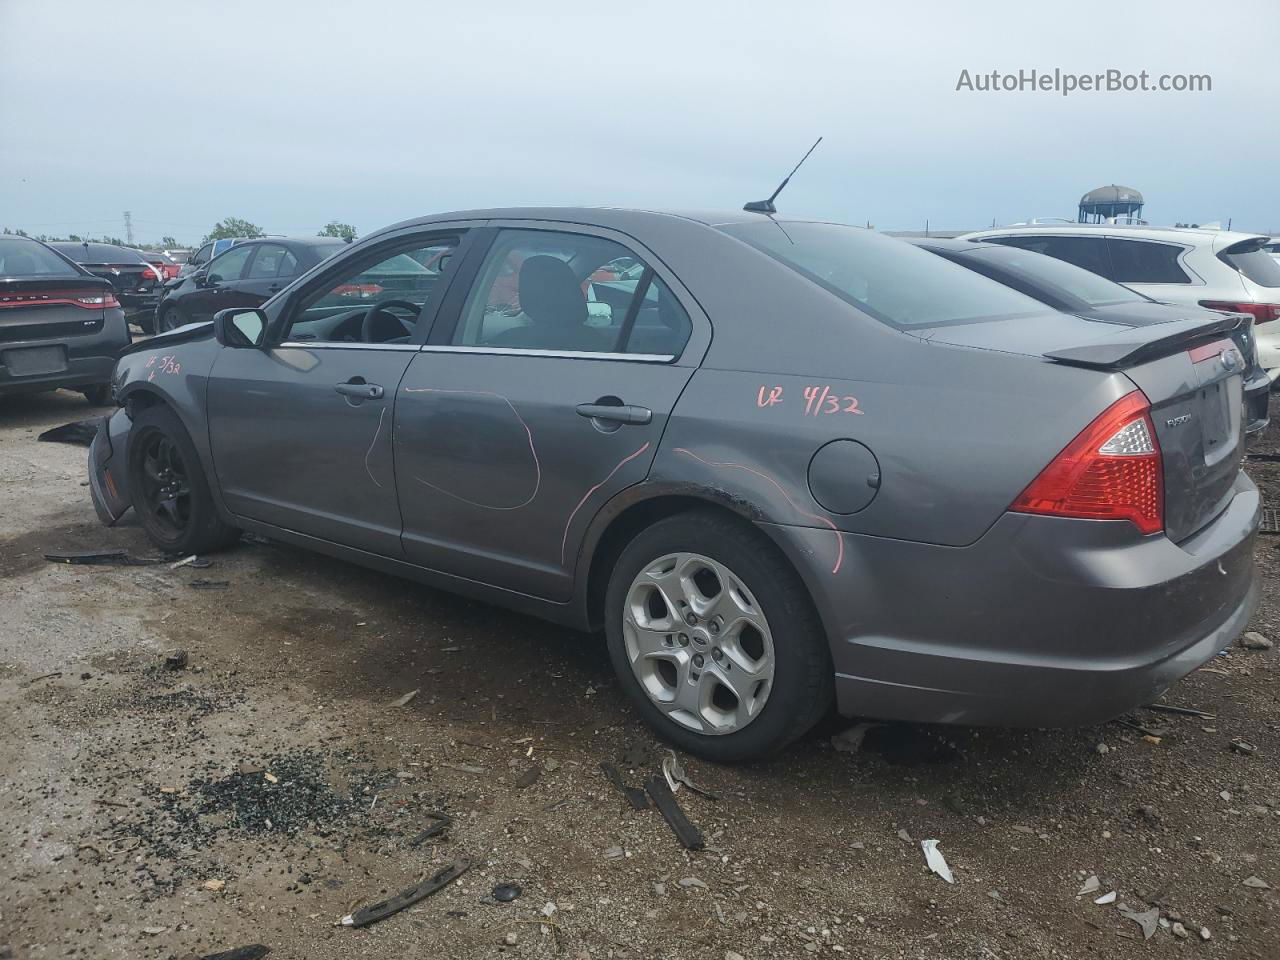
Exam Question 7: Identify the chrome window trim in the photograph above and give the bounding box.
[278,341,423,351]
[416,344,676,363]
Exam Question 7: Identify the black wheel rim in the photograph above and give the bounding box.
[137,429,192,537]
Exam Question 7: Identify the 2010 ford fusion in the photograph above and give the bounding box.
[87,208,1259,762]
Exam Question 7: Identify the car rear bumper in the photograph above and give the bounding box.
[764,470,1260,727]
[0,352,118,394]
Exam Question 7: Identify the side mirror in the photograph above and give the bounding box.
[193,268,210,287]
[214,307,267,348]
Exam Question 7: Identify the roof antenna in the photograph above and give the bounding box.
[744,136,823,214]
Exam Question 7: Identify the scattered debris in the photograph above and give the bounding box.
[390,688,420,708]
[164,649,189,671]
[196,948,270,960]
[831,721,878,753]
[599,762,648,810]
[645,775,705,850]
[341,859,470,927]
[1200,926,1212,940]
[1120,907,1159,940]
[492,883,521,903]
[1240,632,1274,650]
[603,845,624,859]
[23,671,62,686]
[170,554,212,570]
[408,812,452,847]
[662,750,718,799]
[203,879,226,892]
[515,765,542,789]
[1093,891,1117,905]
[1144,702,1215,720]
[188,579,230,590]
[1171,921,1188,938]
[678,876,708,889]
[896,828,912,842]
[141,926,168,935]
[921,839,954,884]
[44,549,134,566]
[1230,738,1258,756]
[1077,875,1101,896]
[1242,875,1271,889]
[37,418,100,446]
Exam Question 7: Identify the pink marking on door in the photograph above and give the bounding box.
[560,441,652,566]
[673,447,844,575]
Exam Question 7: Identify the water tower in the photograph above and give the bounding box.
[1078,185,1144,223]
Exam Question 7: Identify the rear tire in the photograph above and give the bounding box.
[82,384,112,406]
[157,304,180,333]
[604,510,833,763]
[126,405,239,555]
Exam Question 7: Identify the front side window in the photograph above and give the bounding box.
[286,235,460,343]
[1107,239,1190,284]
[453,229,690,355]
[191,243,213,266]
[721,221,1046,328]
[247,243,294,279]
[206,245,253,283]
[0,238,79,277]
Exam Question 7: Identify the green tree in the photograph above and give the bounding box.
[201,217,264,246]
[161,236,178,248]
[317,220,357,241]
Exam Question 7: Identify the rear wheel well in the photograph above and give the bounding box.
[585,495,796,631]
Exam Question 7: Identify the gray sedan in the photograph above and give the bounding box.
[87,208,1259,762]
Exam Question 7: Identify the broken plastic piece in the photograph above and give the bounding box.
[38,419,101,447]
[390,688,419,708]
[1120,906,1159,940]
[921,839,954,883]
[199,948,271,960]
[407,812,452,847]
[599,761,648,810]
[44,549,131,565]
[1094,891,1117,905]
[341,859,470,928]
[645,776,705,850]
[662,750,719,800]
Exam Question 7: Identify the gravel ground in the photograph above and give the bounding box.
[1,388,1277,960]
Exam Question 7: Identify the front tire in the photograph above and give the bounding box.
[604,511,833,763]
[157,304,181,333]
[126,405,239,555]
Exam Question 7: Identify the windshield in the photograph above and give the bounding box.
[961,244,1146,308]
[0,238,81,277]
[719,221,1047,328]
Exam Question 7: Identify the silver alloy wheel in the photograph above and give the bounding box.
[622,551,775,735]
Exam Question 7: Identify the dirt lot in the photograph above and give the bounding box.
[1,389,1277,960]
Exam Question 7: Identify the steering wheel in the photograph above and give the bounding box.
[360,299,421,343]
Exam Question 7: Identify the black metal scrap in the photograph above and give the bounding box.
[342,859,470,928]
[599,761,648,810]
[645,775,704,850]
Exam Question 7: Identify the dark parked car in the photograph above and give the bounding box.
[50,242,163,331]
[88,208,1258,762]
[1,235,130,403]
[908,237,1271,443]
[154,237,346,332]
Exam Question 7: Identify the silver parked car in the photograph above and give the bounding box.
[88,208,1258,761]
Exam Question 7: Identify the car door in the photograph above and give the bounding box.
[238,242,297,306]
[186,243,255,323]
[394,224,707,601]
[205,228,471,555]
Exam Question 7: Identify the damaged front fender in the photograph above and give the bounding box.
[88,409,134,525]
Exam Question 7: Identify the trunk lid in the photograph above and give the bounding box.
[0,276,111,344]
[919,311,1246,542]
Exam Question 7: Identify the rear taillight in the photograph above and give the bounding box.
[75,292,120,309]
[1200,300,1280,325]
[1012,390,1163,535]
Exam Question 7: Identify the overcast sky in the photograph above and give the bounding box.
[2,0,1276,244]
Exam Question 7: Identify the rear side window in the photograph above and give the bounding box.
[454,228,691,355]
[0,238,79,277]
[983,234,1113,279]
[1107,239,1190,284]
[721,221,1045,328]
[961,246,1145,309]
[247,243,293,279]
[1220,242,1280,288]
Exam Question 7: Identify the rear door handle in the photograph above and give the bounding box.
[335,381,384,400]
[576,403,652,425]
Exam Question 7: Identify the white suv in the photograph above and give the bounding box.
[959,223,1280,375]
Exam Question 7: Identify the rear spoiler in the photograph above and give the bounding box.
[1044,314,1242,370]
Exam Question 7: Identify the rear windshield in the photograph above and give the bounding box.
[0,238,80,277]
[1221,242,1280,288]
[719,221,1047,328]
[960,244,1146,309]
[51,242,147,265]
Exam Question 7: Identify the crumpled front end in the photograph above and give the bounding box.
[88,408,133,525]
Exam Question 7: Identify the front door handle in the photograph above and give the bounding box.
[576,402,652,425]
[335,381,384,400]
